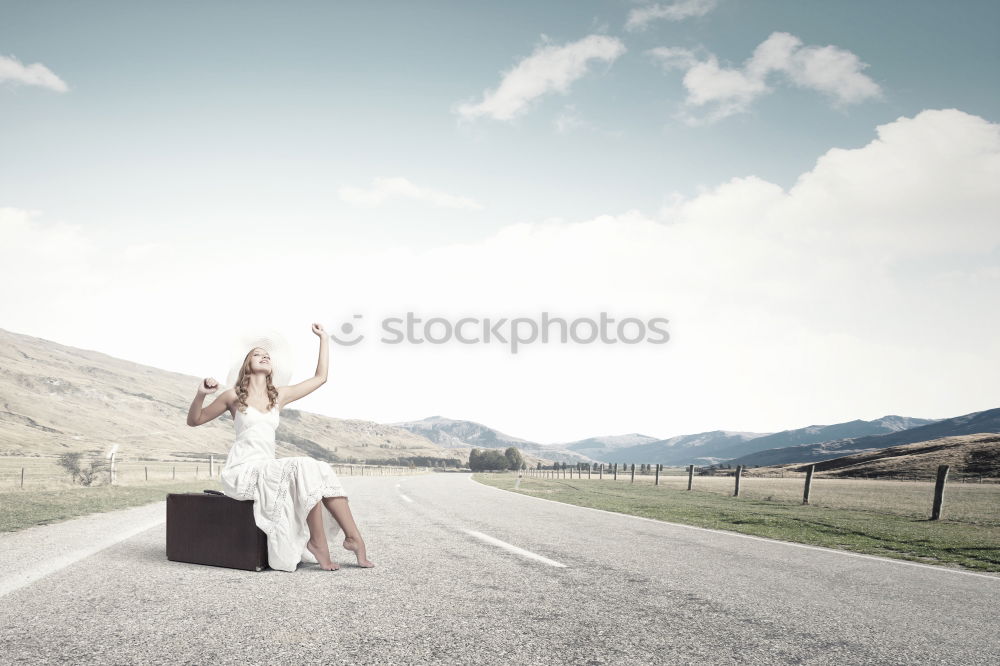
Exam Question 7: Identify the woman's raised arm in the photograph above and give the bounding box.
[187,379,234,426]
[278,323,329,407]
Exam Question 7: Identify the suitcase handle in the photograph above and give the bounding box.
[203,489,225,496]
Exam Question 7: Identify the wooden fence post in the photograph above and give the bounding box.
[172,466,176,480]
[630,464,635,483]
[588,466,592,479]
[599,464,603,480]
[21,467,24,489]
[687,464,694,490]
[931,464,949,520]
[145,466,148,482]
[803,464,815,504]
[734,465,742,497]
[655,464,660,486]
[613,463,617,480]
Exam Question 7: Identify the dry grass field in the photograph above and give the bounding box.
[0,455,425,490]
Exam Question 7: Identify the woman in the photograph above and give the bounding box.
[186,322,374,572]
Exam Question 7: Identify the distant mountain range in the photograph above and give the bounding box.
[583,415,937,466]
[390,416,596,464]
[561,433,662,458]
[730,408,1000,467]
[599,430,770,466]
[2,326,996,472]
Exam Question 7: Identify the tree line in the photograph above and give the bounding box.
[468,447,526,471]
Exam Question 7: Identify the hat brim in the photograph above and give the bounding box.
[224,329,295,389]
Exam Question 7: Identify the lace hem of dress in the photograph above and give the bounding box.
[303,483,349,509]
[235,465,260,500]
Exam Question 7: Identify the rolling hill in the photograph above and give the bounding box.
[788,433,1000,479]
[0,328,458,466]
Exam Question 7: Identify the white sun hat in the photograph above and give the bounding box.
[224,328,296,389]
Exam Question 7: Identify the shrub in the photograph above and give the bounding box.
[57,452,110,486]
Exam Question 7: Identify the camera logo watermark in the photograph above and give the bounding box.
[328,312,669,354]
[329,314,365,346]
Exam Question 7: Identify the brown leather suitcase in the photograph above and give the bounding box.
[166,490,268,571]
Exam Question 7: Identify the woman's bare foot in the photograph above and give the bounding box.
[343,535,375,567]
[306,539,340,571]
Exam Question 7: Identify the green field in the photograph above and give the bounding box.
[472,472,1000,573]
[0,480,222,532]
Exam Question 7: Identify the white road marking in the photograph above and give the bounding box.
[396,483,561,567]
[469,475,1000,581]
[0,514,166,598]
[463,529,567,568]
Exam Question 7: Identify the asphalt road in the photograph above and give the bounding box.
[0,472,997,665]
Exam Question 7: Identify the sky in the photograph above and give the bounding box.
[2,0,999,444]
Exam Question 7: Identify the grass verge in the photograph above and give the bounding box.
[472,474,1000,574]
[0,480,222,533]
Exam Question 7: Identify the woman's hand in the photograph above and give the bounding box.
[198,377,220,395]
[311,322,326,337]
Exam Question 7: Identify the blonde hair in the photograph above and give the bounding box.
[234,347,279,414]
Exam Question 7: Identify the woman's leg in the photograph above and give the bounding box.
[305,501,339,570]
[322,496,375,567]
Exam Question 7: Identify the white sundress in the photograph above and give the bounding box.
[219,403,349,572]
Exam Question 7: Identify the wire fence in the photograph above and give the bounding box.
[490,463,1000,525]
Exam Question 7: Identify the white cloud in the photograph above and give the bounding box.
[454,34,626,122]
[0,54,68,92]
[625,0,718,31]
[337,177,484,210]
[649,31,881,123]
[553,104,592,134]
[4,110,997,442]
